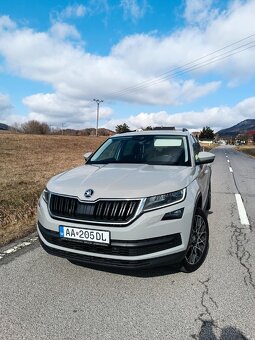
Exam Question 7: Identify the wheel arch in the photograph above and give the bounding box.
[195,192,203,211]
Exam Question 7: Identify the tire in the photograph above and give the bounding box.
[181,208,209,273]
[206,183,211,211]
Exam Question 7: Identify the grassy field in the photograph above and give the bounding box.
[0,133,107,246]
[235,145,255,157]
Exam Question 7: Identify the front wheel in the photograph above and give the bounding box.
[181,208,209,273]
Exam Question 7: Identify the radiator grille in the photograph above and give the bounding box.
[49,194,140,224]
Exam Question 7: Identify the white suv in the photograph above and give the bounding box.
[37,129,215,272]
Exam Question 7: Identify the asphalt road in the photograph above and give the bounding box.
[1,146,255,340]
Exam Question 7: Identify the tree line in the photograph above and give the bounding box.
[116,123,215,140]
[10,119,216,140]
[10,120,113,136]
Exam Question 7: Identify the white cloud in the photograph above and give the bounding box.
[178,80,221,103]
[0,18,221,108]
[0,15,16,31]
[105,97,255,132]
[120,0,149,21]
[234,97,255,117]
[184,0,218,27]
[0,1,255,128]
[0,93,12,113]
[58,4,87,19]
[23,93,112,128]
[111,1,255,81]
[49,22,81,40]
[0,93,27,126]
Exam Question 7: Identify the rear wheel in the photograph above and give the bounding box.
[181,208,209,273]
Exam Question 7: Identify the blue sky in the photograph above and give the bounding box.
[0,0,255,132]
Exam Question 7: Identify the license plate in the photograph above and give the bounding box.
[59,226,110,245]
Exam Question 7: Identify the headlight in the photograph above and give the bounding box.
[42,188,50,204]
[143,188,186,212]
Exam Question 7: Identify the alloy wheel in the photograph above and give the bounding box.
[185,213,207,265]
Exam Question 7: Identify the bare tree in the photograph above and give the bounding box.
[22,120,50,134]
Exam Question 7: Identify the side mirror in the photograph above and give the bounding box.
[84,152,93,162]
[195,151,215,165]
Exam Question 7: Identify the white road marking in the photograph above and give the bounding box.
[227,160,230,163]
[235,194,250,226]
[229,167,233,173]
[0,236,38,260]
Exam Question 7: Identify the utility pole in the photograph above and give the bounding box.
[93,99,103,137]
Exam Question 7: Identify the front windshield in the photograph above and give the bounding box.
[88,135,191,166]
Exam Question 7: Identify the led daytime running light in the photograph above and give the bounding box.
[143,188,186,212]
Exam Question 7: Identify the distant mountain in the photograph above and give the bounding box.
[217,119,255,137]
[0,123,9,130]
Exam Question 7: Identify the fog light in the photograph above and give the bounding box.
[162,208,184,220]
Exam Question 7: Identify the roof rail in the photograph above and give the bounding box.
[152,127,189,132]
[153,126,175,130]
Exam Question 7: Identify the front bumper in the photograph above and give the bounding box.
[38,221,183,255]
[37,189,195,268]
[38,231,185,269]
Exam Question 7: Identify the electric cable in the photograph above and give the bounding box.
[106,34,255,98]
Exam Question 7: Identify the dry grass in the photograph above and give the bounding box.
[235,145,255,157]
[200,143,218,152]
[0,133,107,246]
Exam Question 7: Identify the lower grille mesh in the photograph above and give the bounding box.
[38,222,182,257]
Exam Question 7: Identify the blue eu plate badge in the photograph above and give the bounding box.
[59,226,64,238]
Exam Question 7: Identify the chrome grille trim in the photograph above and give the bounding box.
[48,194,143,226]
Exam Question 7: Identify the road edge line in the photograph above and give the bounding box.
[0,235,38,260]
[235,194,250,226]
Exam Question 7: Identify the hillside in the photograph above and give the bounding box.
[217,119,255,137]
[0,123,9,130]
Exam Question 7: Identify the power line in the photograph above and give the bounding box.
[109,39,255,97]
[109,34,255,97]
[107,33,255,98]
[115,41,255,96]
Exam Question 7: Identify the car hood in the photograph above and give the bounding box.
[47,164,195,200]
